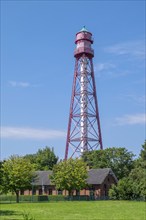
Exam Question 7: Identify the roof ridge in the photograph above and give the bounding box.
[89,168,111,171]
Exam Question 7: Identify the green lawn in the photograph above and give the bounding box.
[0,201,145,220]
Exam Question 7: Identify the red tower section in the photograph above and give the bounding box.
[65,27,103,159]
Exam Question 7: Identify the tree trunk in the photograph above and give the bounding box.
[69,190,73,200]
[16,191,19,203]
[69,190,72,196]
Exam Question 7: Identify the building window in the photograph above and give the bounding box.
[33,189,36,195]
[90,190,94,196]
[44,188,48,194]
[58,190,62,195]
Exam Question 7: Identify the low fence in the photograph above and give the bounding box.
[1,195,144,203]
[0,195,109,203]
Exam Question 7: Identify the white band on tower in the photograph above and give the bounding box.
[80,57,88,153]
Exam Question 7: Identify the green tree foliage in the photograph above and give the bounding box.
[51,159,88,195]
[24,146,58,170]
[2,156,35,203]
[109,141,146,200]
[0,161,5,194]
[82,147,135,180]
[139,140,146,168]
[109,177,141,200]
[128,140,146,199]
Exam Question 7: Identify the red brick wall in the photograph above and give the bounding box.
[100,174,117,196]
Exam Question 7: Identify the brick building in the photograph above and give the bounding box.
[23,168,117,198]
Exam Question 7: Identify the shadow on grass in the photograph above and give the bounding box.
[0,210,20,216]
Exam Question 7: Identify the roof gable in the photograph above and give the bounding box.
[34,171,53,185]
[87,168,118,185]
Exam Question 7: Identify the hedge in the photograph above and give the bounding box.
[0,195,109,203]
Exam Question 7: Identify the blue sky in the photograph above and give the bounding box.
[1,1,145,160]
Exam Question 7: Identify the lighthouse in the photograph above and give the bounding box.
[65,27,103,159]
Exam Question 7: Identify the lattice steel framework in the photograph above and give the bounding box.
[65,27,103,159]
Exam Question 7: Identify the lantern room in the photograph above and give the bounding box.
[74,26,94,58]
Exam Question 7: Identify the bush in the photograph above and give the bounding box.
[0,195,48,203]
[38,195,48,201]
[109,179,146,201]
[48,195,66,201]
[0,195,16,203]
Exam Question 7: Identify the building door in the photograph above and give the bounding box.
[104,184,107,196]
[39,189,42,195]
[48,189,52,195]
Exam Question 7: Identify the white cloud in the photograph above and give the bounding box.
[8,81,42,88]
[95,62,130,79]
[1,126,66,140]
[95,63,116,72]
[9,81,30,88]
[104,40,145,60]
[125,95,146,104]
[115,113,146,126]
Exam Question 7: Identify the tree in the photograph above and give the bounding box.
[0,161,5,194]
[139,140,146,168]
[109,141,146,200]
[82,147,135,180]
[109,177,136,200]
[51,159,88,196]
[2,156,35,203]
[35,147,58,170]
[129,166,146,199]
[129,140,146,199]
[24,146,58,170]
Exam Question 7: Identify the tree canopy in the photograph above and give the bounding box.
[109,141,146,200]
[0,161,5,194]
[2,156,35,203]
[24,146,58,170]
[139,140,146,168]
[82,147,135,180]
[51,159,88,195]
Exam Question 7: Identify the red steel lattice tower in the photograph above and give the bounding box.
[65,27,103,159]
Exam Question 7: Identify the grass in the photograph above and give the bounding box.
[0,201,145,220]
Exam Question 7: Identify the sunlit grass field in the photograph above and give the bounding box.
[0,201,145,220]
